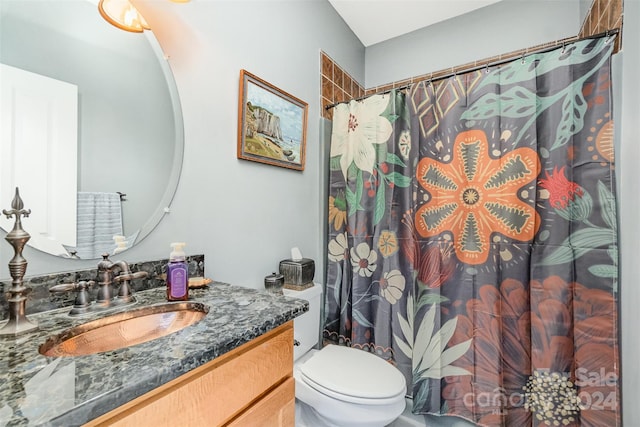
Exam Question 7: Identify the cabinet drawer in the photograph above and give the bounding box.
[226,377,295,427]
[86,321,293,427]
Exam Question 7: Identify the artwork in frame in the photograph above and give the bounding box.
[237,70,308,171]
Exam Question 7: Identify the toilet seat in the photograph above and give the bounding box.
[298,345,406,405]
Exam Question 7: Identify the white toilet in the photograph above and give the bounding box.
[283,283,406,427]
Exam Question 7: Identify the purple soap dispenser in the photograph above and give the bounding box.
[166,242,188,301]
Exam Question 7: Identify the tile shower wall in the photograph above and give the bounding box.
[321,52,365,120]
[321,0,623,117]
[580,0,624,52]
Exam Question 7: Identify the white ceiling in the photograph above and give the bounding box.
[328,0,505,47]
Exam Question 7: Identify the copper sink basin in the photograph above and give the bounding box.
[39,302,209,357]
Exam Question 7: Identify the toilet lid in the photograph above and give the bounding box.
[298,345,406,402]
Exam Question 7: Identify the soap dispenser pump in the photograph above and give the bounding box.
[166,242,188,301]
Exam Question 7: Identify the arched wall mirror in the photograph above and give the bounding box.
[0,0,184,259]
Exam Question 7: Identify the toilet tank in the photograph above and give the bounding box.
[283,282,322,361]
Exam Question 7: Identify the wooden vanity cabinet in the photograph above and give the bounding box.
[85,321,295,427]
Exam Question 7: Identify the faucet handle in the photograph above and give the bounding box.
[50,280,94,293]
[114,271,149,282]
[50,280,95,315]
[114,271,148,303]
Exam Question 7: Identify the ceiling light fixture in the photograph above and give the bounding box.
[98,0,150,33]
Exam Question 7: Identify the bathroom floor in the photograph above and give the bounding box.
[294,397,477,427]
[387,399,477,427]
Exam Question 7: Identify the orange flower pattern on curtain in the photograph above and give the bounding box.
[415,129,541,265]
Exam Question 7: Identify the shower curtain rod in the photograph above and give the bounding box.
[324,28,619,110]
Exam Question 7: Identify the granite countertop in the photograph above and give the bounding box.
[0,282,308,426]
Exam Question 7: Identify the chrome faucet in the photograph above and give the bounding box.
[50,254,148,316]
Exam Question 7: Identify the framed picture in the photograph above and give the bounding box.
[237,70,308,171]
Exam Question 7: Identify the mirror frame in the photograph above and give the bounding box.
[134,31,184,248]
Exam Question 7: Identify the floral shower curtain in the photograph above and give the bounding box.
[324,36,619,427]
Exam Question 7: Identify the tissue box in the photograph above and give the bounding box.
[279,258,315,290]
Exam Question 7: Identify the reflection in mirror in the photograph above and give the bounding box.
[0,0,183,259]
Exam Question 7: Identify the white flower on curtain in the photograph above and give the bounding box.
[380,269,405,304]
[350,242,378,277]
[414,304,472,380]
[398,130,411,159]
[394,302,472,380]
[330,94,393,179]
[328,232,349,262]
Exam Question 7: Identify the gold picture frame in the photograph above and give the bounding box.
[237,70,308,171]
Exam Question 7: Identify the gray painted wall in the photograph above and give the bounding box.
[365,0,581,88]
[579,0,594,26]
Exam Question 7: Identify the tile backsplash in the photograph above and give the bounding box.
[0,255,205,319]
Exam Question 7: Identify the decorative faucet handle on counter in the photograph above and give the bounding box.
[114,270,149,303]
[114,271,149,282]
[0,187,38,336]
[50,280,96,315]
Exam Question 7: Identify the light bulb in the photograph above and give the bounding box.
[98,0,150,33]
